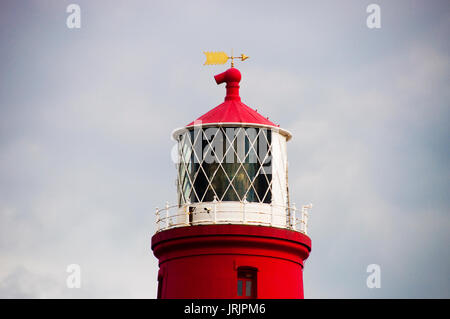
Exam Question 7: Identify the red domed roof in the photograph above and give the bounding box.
[186,68,277,127]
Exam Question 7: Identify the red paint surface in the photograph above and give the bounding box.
[151,224,311,299]
[187,68,277,127]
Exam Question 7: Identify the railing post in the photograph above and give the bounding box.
[185,200,191,226]
[291,203,296,230]
[303,207,309,235]
[213,196,217,224]
[165,201,169,230]
[155,207,160,232]
[242,196,247,224]
[270,199,274,226]
[300,203,312,235]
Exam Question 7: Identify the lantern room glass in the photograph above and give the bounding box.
[177,126,272,206]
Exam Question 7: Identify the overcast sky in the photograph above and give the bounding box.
[0,0,449,298]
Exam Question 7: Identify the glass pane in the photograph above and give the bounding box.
[202,162,218,201]
[193,166,209,202]
[245,127,258,149]
[181,133,192,164]
[242,163,259,202]
[224,127,236,164]
[210,165,228,200]
[237,280,243,296]
[234,128,246,162]
[181,170,191,201]
[177,131,196,205]
[232,165,250,201]
[254,173,271,203]
[179,163,186,186]
[222,183,240,201]
[245,280,252,297]
[202,184,215,202]
[246,145,258,164]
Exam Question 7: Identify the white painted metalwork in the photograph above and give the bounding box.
[154,201,312,235]
[158,123,314,236]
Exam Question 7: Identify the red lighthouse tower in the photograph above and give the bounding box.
[151,62,312,299]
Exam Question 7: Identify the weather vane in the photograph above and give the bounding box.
[203,50,249,67]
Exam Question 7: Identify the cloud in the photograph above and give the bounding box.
[0,266,64,298]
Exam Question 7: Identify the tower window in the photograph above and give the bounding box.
[237,267,257,298]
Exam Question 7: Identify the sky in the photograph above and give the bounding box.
[0,0,449,298]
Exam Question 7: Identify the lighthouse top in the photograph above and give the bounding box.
[183,67,292,140]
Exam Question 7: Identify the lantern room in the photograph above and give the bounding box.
[155,67,310,234]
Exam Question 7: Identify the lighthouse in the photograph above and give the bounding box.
[151,55,312,299]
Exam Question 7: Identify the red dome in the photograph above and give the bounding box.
[186,67,277,127]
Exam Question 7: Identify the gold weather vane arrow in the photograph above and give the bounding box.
[203,51,249,67]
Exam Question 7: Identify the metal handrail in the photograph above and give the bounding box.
[154,201,312,235]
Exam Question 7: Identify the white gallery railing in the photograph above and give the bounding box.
[154,201,312,235]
